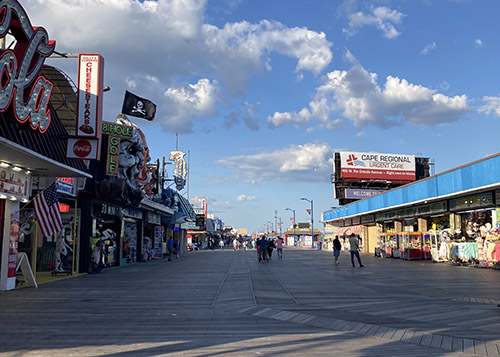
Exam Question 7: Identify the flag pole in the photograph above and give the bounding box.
[71,200,77,275]
[33,224,37,279]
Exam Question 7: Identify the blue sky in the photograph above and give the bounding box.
[24,0,500,234]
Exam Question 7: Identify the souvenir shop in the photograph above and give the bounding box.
[324,152,500,270]
[0,0,91,290]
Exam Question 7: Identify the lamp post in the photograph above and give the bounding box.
[274,210,278,236]
[267,221,273,235]
[286,208,295,243]
[300,198,314,249]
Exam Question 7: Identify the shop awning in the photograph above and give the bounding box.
[176,193,196,221]
[140,198,174,215]
[334,225,363,236]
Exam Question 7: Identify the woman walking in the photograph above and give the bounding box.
[333,236,342,264]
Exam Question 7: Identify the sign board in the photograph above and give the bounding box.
[66,137,100,160]
[76,54,104,139]
[0,166,31,200]
[339,151,415,182]
[101,121,134,176]
[449,192,493,211]
[345,188,385,199]
[0,0,55,133]
[56,177,77,196]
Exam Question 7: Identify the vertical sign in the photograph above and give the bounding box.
[76,54,104,139]
[69,54,105,160]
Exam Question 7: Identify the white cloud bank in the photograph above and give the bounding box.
[237,194,257,201]
[267,56,471,130]
[25,0,333,133]
[343,6,405,39]
[217,143,334,183]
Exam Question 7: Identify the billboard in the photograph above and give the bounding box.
[339,151,415,182]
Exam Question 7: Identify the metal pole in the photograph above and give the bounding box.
[293,210,296,243]
[311,200,314,249]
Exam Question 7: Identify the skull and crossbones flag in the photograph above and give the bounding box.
[121,90,156,121]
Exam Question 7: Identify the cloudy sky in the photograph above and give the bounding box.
[24,0,500,234]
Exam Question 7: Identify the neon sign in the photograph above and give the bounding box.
[0,0,56,133]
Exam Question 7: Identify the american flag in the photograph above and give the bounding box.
[34,181,63,238]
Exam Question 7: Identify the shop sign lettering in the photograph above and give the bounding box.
[102,121,133,177]
[0,0,55,133]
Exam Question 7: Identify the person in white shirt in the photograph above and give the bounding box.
[348,233,364,268]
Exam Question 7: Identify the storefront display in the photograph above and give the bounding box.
[400,232,423,260]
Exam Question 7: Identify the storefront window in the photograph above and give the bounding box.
[461,210,492,240]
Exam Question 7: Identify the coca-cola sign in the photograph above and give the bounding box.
[0,0,55,133]
[73,139,91,158]
[66,137,99,160]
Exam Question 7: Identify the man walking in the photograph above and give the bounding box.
[348,233,364,267]
[276,236,284,259]
[167,236,174,261]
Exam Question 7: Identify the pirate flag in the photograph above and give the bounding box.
[121,90,156,121]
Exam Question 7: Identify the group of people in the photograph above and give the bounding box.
[257,236,283,262]
[333,233,364,267]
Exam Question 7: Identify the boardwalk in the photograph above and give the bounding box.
[1,248,500,356]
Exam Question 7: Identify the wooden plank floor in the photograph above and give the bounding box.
[1,248,499,356]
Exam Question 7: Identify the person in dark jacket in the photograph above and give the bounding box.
[333,236,342,264]
[258,237,269,262]
[267,238,276,260]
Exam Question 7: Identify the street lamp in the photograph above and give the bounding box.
[267,221,274,235]
[300,198,314,249]
[286,208,295,243]
[274,210,278,236]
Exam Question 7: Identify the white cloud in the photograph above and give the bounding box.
[344,6,405,39]
[161,78,219,133]
[420,41,437,55]
[271,56,471,129]
[237,194,257,201]
[475,39,483,47]
[217,143,334,183]
[24,0,332,133]
[479,96,500,116]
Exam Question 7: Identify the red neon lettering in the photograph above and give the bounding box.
[0,0,55,133]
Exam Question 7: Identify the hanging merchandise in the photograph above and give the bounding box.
[122,220,138,264]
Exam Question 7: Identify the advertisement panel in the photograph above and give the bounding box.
[345,188,385,199]
[66,137,100,160]
[76,54,104,139]
[339,151,415,181]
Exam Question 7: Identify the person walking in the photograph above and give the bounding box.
[167,236,174,261]
[175,240,180,259]
[348,233,364,267]
[276,236,284,259]
[333,235,342,264]
[267,238,276,260]
[258,236,269,262]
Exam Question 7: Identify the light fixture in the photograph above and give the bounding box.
[0,162,9,168]
[12,166,22,172]
[8,196,17,201]
[0,194,7,199]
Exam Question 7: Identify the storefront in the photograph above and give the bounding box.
[323,152,500,269]
[0,0,91,291]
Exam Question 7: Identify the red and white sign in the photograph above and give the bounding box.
[0,0,55,133]
[66,137,99,160]
[339,151,416,182]
[76,54,104,139]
